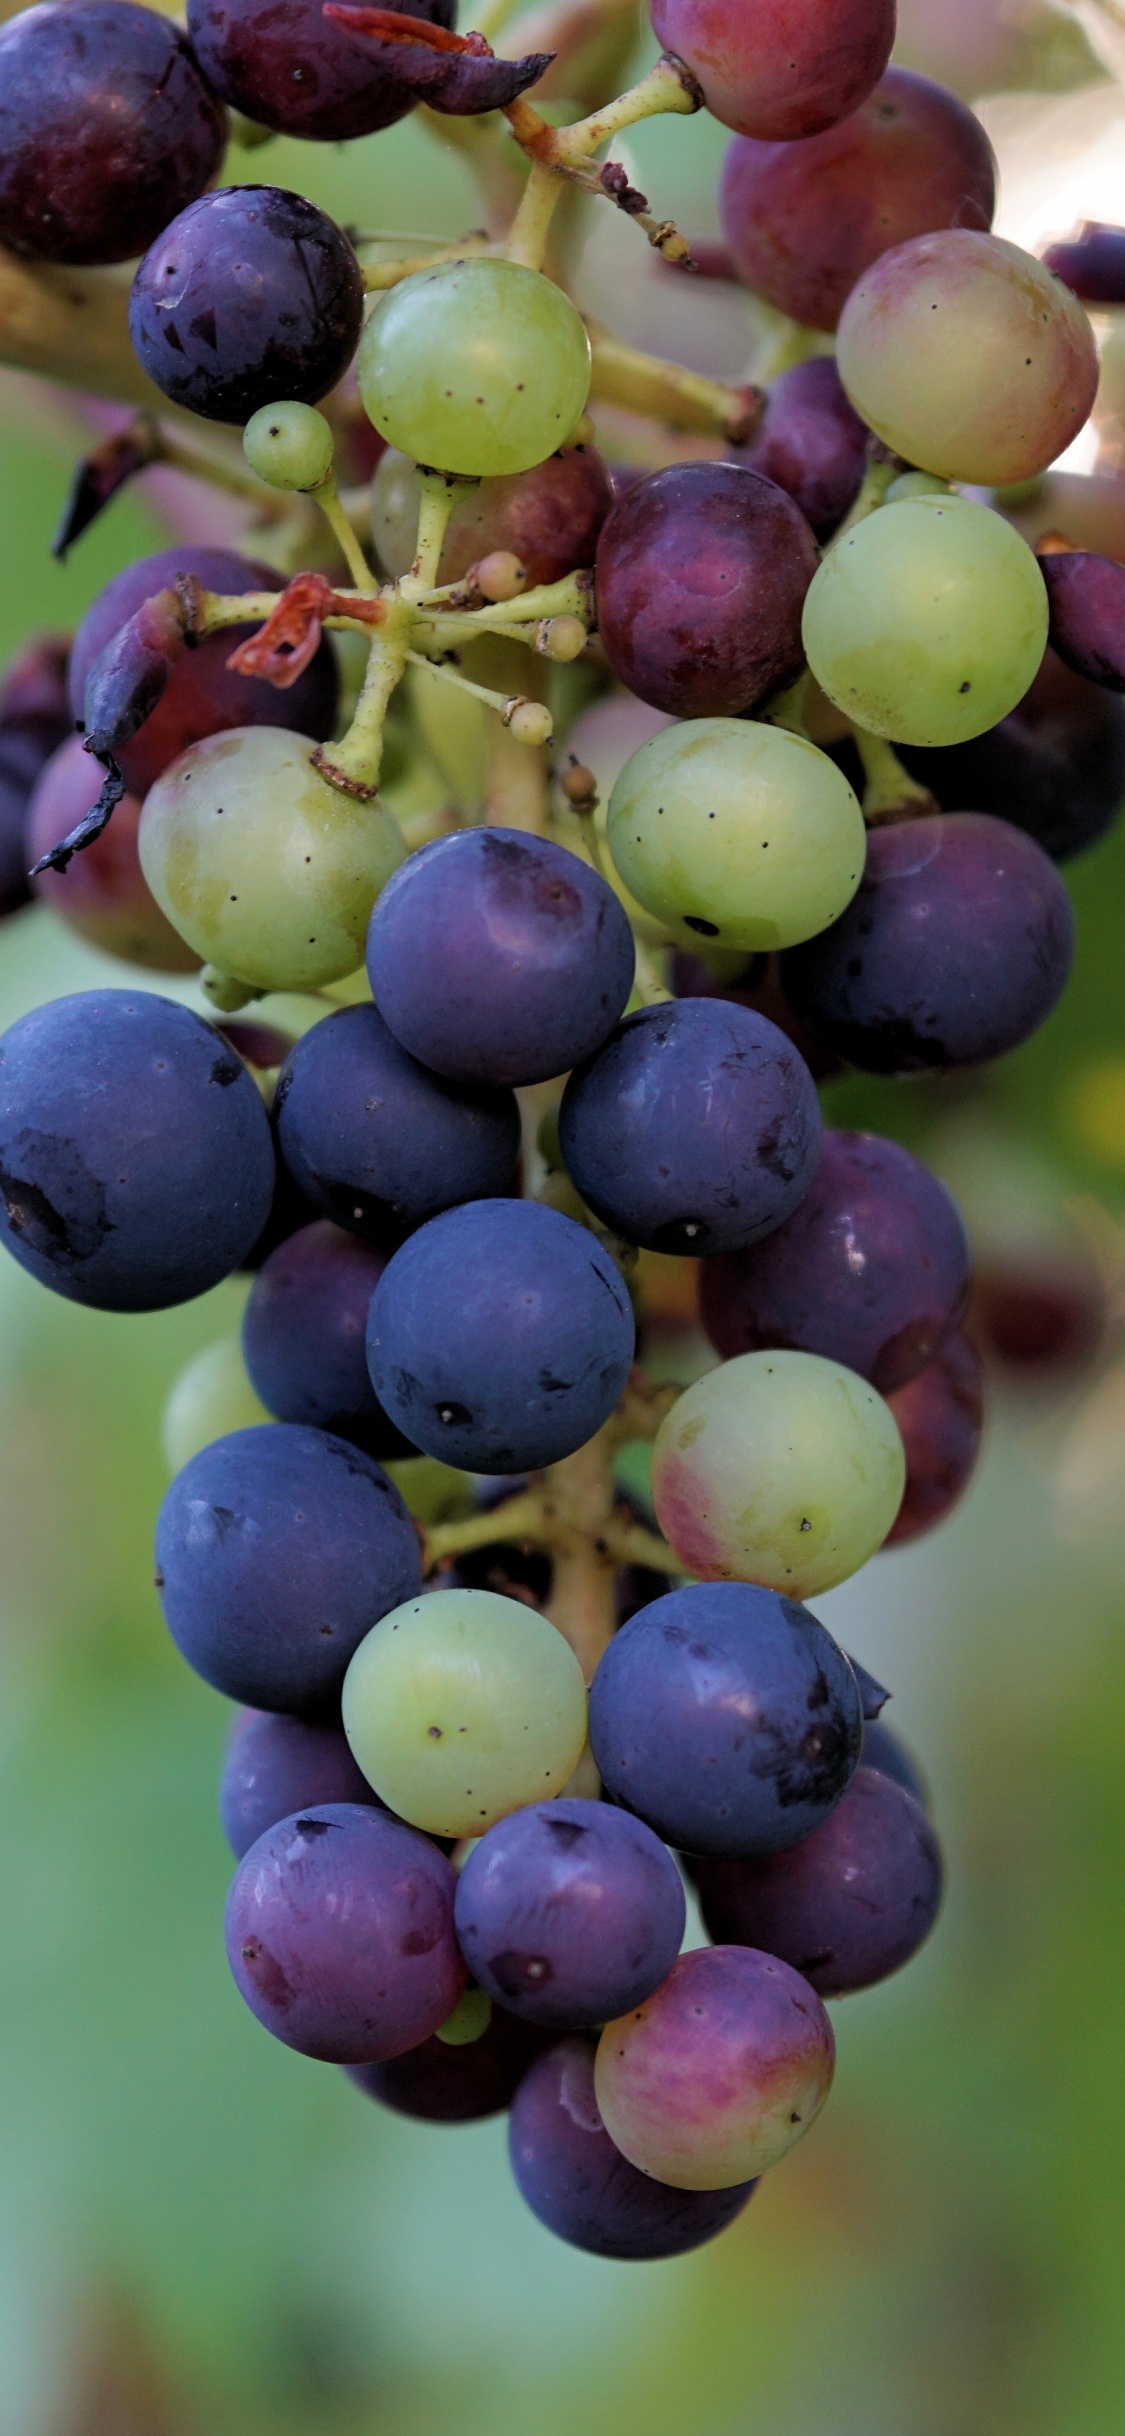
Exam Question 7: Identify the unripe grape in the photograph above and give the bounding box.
[342,1588,588,1838]
[358,259,592,479]
[162,1337,272,1474]
[243,401,334,492]
[505,698,553,745]
[139,727,406,993]
[651,1349,905,1597]
[802,497,1048,747]
[607,718,865,952]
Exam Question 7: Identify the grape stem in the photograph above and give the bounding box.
[398,468,480,601]
[361,234,491,290]
[315,613,413,794]
[501,56,702,272]
[826,447,901,549]
[309,470,379,593]
[587,325,763,444]
[404,647,554,743]
[851,729,939,827]
[632,939,673,1005]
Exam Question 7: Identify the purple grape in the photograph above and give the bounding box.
[558,999,822,1255]
[272,1004,520,1237]
[0,1,226,267]
[884,1330,984,1545]
[366,829,635,1088]
[348,2009,553,2122]
[0,991,274,1311]
[0,635,75,919]
[698,1129,970,1392]
[220,1708,386,1858]
[155,1423,422,1713]
[780,814,1075,1074]
[225,1805,466,2064]
[129,187,365,426]
[509,2039,756,2259]
[860,1717,930,1810]
[733,356,867,539]
[694,1766,943,1996]
[28,738,199,973]
[1038,549,1125,691]
[0,760,32,921]
[68,548,338,798]
[1042,221,1125,304]
[899,647,1125,863]
[588,1581,863,1859]
[454,1800,686,2030]
[241,1221,417,1460]
[366,1199,635,1473]
[187,0,454,141]
[594,463,818,718]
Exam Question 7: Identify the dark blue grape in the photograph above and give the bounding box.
[699,1128,970,1391]
[225,1804,465,2063]
[347,2010,553,2123]
[780,814,1074,1074]
[220,1708,386,1858]
[155,1423,422,1713]
[129,187,365,425]
[366,1198,635,1473]
[366,827,635,1087]
[509,2039,756,2259]
[454,1799,686,2030]
[273,1004,520,1239]
[860,1716,930,1810]
[734,356,867,538]
[242,1220,416,1459]
[0,991,274,1311]
[588,1581,863,1858]
[559,999,822,1255]
[899,648,1125,863]
[187,0,454,142]
[694,1765,943,1995]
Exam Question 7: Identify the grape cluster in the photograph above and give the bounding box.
[0,0,1117,2266]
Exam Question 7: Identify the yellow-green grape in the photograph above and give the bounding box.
[435,1987,493,2046]
[651,1350,905,1599]
[342,1588,588,1837]
[162,1337,271,1474]
[802,496,1048,747]
[138,727,405,993]
[883,471,951,503]
[384,1454,473,1527]
[607,718,866,953]
[357,259,592,478]
[243,401,334,492]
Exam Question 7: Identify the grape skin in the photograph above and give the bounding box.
[188,0,455,141]
[454,1800,686,2029]
[884,1330,984,1547]
[161,1337,272,1475]
[341,1588,588,1838]
[351,2010,553,2125]
[358,260,592,480]
[370,443,614,587]
[650,1350,906,1598]
[649,0,895,141]
[860,1717,930,1808]
[28,738,199,974]
[732,357,867,540]
[220,1709,387,1859]
[1038,550,1125,692]
[899,646,1125,863]
[510,2040,757,2258]
[241,1221,417,1460]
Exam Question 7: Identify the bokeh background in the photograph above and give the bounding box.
[3,3,1125,2429]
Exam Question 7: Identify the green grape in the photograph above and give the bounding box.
[801,496,1048,748]
[162,1337,271,1475]
[650,1350,905,1599]
[357,259,592,479]
[384,1454,474,1527]
[435,1987,493,2047]
[883,471,952,503]
[138,727,406,994]
[341,1587,588,1837]
[607,718,866,953]
[369,448,421,578]
[243,401,334,492]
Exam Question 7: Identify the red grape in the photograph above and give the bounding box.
[27,737,199,973]
[733,357,867,540]
[373,442,614,586]
[1039,550,1125,691]
[650,0,895,141]
[884,1330,984,1545]
[1042,222,1125,306]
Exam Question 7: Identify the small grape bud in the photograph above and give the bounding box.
[472,550,527,603]
[504,697,553,745]
[201,967,265,1013]
[561,757,598,811]
[536,615,588,663]
[244,401,335,493]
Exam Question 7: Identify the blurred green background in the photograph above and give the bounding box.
[3,23,1125,2434]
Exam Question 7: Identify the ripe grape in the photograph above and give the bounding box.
[69,547,339,800]
[836,230,1099,486]
[341,1587,588,1836]
[558,1000,822,1255]
[358,260,591,479]
[139,728,406,995]
[509,2040,757,2257]
[698,1129,971,1392]
[802,496,1048,748]
[693,1767,943,1996]
[780,813,1075,1073]
[129,188,365,426]
[0,1,226,267]
[594,464,818,718]
[189,0,453,138]
[0,991,274,1312]
[273,1005,520,1236]
[884,1330,984,1546]
[155,1423,422,1713]
[651,1350,905,1597]
[225,1805,466,2063]
[365,1199,635,1473]
[605,716,864,951]
[241,1221,417,1459]
[587,1581,862,1857]
[899,647,1125,863]
[733,357,867,539]
[861,1716,930,1808]
[649,0,894,141]
[243,401,335,493]
[594,1945,835,2188]
[1038,550,1125,692]
[370,442,614,586]
[1041,221,1125,305]
[0,630,75,909]
[162,1336,272,1475]
[350,2008,552,2124]
[453,1800,686,2028]
[220,1708,387,1859]
[366,827,634,1087]
[719,69,996,333]
[28,738,199,973]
